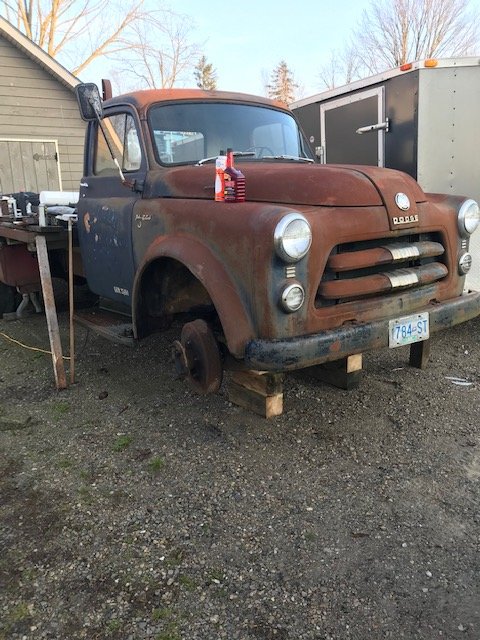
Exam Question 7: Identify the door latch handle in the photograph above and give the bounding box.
[356,117,389,135]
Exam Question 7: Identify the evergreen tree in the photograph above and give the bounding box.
[267,60,298,105]
[194,55,218,90]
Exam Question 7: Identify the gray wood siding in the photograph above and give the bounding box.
[0,36,85,192]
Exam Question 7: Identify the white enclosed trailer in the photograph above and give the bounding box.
[291,57,480,290]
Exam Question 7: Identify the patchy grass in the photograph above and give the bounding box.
[165,549,184,567]
[57,457,74,469]
[112,435,133,452]
[152,607,173,621]
[147,456,164,474]
[178,574,197,591]
[77,486,94,504]
[155,623,180,640]
[106,618,122,635]
[206,568,224,585]
[7,601,30,623]
[49,401,71,421]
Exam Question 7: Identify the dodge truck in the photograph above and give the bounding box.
[73,83,480,397]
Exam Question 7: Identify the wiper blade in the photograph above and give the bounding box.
[262,155,315,163]
[195,156,217,166]
[196,151,255,166]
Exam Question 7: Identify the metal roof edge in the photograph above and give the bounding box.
[290,57,480,109]
[0,15,79,90]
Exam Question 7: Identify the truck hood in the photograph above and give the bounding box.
[145,162,427,208]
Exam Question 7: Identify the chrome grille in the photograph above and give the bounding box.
[316,232,447,307]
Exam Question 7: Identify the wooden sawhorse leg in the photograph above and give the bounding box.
[35,235,67,390]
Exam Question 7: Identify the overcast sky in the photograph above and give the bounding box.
[81,0,480,101]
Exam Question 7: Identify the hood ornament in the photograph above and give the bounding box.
[395,193,411,211]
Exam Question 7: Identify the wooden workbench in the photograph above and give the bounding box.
[0,219,69,389]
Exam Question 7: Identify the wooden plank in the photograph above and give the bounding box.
[228,380,283,419]
[35,235,67,390]
[43,141,61,190]
[0,95,80,110]
[31,141,49,191]
[409,338,431,369]
[0,104,81,118]
[230,370,284,395]
[0,124,85,138]
[0,80,75,96]
[7,140,27,192]
[0,113,85,129]
[20,141,37,192]
[304,354,363,390]
[0,140,13,193]
[0,63,68,80]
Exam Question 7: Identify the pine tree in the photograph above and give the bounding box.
[194,55,218,90]
[267,60,298,105]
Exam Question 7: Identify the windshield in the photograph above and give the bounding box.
[148,102,313,165]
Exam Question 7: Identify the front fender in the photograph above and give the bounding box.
[132,235,255,357]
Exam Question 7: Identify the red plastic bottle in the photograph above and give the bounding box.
[223,148,245,202]
[214,149,226,201]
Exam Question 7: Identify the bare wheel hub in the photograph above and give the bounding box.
[172,319,223,394]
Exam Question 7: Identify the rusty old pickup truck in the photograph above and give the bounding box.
[74,83,480,396]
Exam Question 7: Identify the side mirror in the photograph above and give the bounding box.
[75,83,103,121]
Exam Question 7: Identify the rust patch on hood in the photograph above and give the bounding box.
[146,162,427,210]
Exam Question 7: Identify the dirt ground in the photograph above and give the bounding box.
[0,308,479,640]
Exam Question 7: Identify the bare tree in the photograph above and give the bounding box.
[354,0,479,74]
[318,46,361,90]
[193,55,217,90]
[0,0,146,75]
[114,8,200,89]
[267,60,298,105]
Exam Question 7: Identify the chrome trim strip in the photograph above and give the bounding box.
[385,270,419,288]
[383,243,420,261]
[285,265,296,278]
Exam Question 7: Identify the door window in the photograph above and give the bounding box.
[94,113,142,175]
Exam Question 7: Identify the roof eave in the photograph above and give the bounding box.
[0,15,79,91]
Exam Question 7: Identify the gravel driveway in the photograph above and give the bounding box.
[1,310,479,639]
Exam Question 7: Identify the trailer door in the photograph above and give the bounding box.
[320,87,386,166]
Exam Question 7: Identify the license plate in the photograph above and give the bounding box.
[389,312,429,348]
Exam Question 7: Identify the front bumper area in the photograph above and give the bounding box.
[244,291,480,372]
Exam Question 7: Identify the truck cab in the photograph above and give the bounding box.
[75,84,480,395]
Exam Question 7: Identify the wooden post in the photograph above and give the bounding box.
[68,218,75,384]
[35,235,67,390]
[228,370,283,418]
[409,338,430,369]
[304,354,363,390]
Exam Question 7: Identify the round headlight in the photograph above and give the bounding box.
[274,213,312,263]
[458,199,480,237]
[280,283,305,312]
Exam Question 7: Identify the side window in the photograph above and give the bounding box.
[94,113,142,175]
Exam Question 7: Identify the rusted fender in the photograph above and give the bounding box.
[132,235,255,357]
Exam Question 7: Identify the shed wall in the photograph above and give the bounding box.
[0,35,85,192]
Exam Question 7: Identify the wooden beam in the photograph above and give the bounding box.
[409,338,430,369]
[304,354,363,390]
[228,370,283,418]
[35,235,67,390]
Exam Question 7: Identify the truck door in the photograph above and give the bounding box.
[320,87,386,166]
[77,110,145,305]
